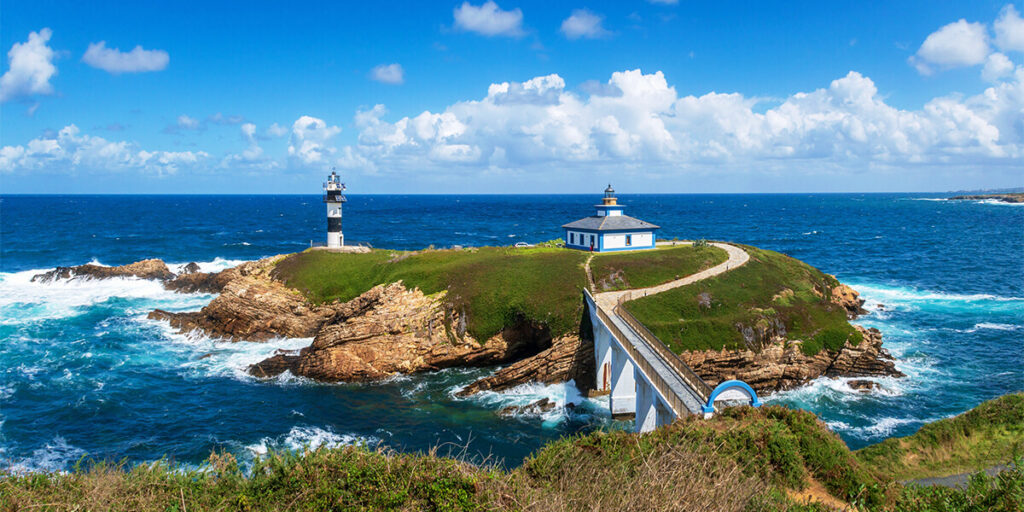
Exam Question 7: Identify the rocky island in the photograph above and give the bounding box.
[32,242,902,397]
[947,192,1024,203]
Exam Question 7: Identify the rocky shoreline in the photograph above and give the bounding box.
[33,254,903,397]
[947,193,1024,203]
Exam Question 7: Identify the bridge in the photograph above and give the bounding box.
[585,242,762,432]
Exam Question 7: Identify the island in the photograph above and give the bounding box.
[947,192,1024,203]
[32,241,902,400]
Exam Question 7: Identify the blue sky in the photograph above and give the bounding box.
[1,1,1022,194]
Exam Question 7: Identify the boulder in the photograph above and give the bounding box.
[32,258,175,283]
[831,283,868,318]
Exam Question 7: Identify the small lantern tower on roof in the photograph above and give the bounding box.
[323,169,347,248]
[562,184,659,252]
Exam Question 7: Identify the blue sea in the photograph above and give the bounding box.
[1,194,1022,472]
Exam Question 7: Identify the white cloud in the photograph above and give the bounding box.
[370,63,404,84]
[0,28,57,102]
[982,52,1015,81]
[208,112,245,125]
[453,1,525,37]
[560,9,611,40]
[82,41,169,74]
[647,0,678,4]
[288,115,341,166]
[333,68,1024,176]
[267,123,288,137]
[177,115,200,130]
[910,19,990,75]
[995,4,1024,52]
[0,124,207,175]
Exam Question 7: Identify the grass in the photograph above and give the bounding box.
[5,399,1024,511]
[855,392,1024,481]
[589,244,728,291]
[272,246,589,341]
[622,246,860,355]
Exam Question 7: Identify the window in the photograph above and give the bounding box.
[570,232,575,244]
[626,234,632,246]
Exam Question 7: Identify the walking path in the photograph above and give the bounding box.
[584,241,750,415]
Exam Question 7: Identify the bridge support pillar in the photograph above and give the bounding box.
[635,377,657,432]
[594,321,613,393]
[609,344,636,417]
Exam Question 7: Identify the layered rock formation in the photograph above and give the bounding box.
[680,326,902,391]
[457,334,593,396]
[32,259,176,282]
[248,282,552,381]
[831,283,869,318]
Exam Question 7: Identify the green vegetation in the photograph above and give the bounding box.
[272,246,589,340]
[623,246,860,355]
[856,392,1024,481]
[5,401,1023,511]
[589,244,728,291]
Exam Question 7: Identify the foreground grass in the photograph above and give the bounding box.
[272,246,589,341]
[856,392,1024,481]
[623,246,859,355]
[589,244,728,291]
[4,402,1023,511]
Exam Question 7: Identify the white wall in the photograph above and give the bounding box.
[601,232,653,249]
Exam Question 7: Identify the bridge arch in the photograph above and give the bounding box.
[702,380,761,416]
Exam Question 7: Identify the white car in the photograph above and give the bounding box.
[513,242,531,248]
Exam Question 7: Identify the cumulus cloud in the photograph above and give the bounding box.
[332,68,1024,176]
[453,1,525,37]
[288,115,341,166]
[370,63,404,84]
[0,124,207,175]
[0,28,57,102]
[560,9,611,40]
[995,4,1024,52]
[982,52,1015,81]
[910,19,990,75]
[267,123,288,137]
[82,41,169,73]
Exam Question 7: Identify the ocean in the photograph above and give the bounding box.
[1,193,1021,472]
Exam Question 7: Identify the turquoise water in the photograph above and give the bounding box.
[1,194,1021,471]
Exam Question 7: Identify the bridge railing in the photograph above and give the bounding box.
[584,289,690,417]
[613,291,713,403]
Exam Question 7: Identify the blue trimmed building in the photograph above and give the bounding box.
[563,185,659,252]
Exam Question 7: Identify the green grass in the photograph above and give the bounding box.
[622,246,859,355]
[856,392,1024,481]
[272,246,589,341]
[6,398,1024,511]
[589,244,728,291]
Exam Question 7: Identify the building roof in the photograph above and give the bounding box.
[562,215,660,231]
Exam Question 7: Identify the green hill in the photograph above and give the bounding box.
[624,246,861,355]
[6,400,1022,511]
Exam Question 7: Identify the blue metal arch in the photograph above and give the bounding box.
[702,380,762,414]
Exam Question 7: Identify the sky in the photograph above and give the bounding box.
[1,1,1022,194]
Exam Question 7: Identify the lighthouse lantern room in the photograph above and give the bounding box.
[323,170,347,247]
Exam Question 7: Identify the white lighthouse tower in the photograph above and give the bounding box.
[323,169,346,248]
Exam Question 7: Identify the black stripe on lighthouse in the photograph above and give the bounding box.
[327,217,342,232]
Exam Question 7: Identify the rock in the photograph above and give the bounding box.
[32,258,175,283]
[498,398,556,417]
[247,282,553,381]
[831,284,868,319]
[680,326,903,393]
[457,334,594,396]
[181,262,201,274]
[848,379,880,392]
[151,256,333,341]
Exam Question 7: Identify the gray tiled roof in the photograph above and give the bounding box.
[562,215,660,231]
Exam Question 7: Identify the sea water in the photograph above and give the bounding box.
[1,194,1021,471]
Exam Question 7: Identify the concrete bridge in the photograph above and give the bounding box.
[585,242,762,432]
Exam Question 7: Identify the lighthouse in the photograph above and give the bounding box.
[562,185,659,252]
[323,170,347,247]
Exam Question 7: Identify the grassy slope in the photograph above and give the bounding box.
[589,244,728,291]
[272,247,589,341]
[856,392,1024,481]
[623,246,860,355]
[5,402,1023,511]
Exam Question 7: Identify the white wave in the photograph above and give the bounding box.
[978,199,1024,206]
[847,282,1024,304]
[863,417,919,437]
[3,436,87,474]
[245,426,377,456]
[968,322,1021,332]
[166,257,248,275]
[457,379,601,427]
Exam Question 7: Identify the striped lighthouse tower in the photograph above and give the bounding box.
[323,169,347,248]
